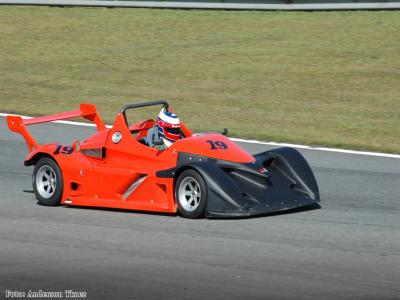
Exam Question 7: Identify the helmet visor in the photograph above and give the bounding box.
[165,127,181,135]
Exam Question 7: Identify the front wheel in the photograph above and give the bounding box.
[33,157,63,206]
[175,169,207,219]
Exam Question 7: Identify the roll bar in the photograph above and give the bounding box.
[119,100,169,125]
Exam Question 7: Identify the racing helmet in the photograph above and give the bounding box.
[156,108,181,147]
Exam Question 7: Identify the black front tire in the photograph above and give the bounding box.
[32,157,63,206]
[175,169,207,219]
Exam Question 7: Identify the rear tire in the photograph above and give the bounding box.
[32,157,63,206]
[175,169,207,219]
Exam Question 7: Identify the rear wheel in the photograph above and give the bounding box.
[33,157,63,206]
[175,169,207,219]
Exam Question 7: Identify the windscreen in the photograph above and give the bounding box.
[124,104,165,129]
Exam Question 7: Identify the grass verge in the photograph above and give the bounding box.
[0,6,399,153]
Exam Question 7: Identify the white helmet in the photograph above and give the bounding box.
[156,108,181,147]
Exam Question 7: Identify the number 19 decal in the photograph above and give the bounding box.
[206,140,228,150]
[54,145,74,155]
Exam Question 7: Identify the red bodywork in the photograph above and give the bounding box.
[7,104,254,214]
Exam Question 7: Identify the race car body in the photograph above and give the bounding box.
[7,100,320,218]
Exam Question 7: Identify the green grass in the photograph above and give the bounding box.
[1,6,399,153]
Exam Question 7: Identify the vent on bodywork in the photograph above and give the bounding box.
[218,161,270,190]
[122,175,147,200]
[242,193,260,204]
[81,148,106,159]
[229,171,268,189]
[290,182,315,199]
[262,156,274,168]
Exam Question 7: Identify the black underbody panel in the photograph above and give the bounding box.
[156,147,320,218]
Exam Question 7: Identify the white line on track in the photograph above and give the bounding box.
[1,112,399,159]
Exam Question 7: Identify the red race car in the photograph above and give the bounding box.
[7,100,319,218]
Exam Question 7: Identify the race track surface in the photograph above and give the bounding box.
[1,117,399,300]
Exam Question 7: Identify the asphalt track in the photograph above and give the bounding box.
[0,117,399,300]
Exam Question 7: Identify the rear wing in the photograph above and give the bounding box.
[6,103,106,152]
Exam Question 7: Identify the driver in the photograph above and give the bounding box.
[147,108,181,150]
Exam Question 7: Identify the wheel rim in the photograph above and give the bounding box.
[36,165,57,199]
[178,177,201,212]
